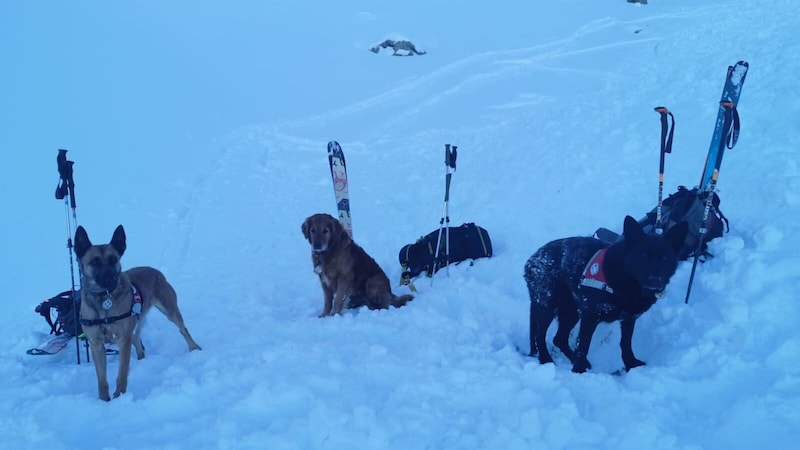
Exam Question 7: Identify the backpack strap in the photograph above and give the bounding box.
[708,191,730,233]
[35,289,77,335]
[726,106,741,149]
[35,301,59,335]
[716,207,730,233]
[476,226,491,257]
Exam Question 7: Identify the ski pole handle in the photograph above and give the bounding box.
[444,144,457,170]
[653,107,674,232]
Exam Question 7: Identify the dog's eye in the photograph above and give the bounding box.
[323,227,330,234]
[107,256,118,265]
[89,257,101,267]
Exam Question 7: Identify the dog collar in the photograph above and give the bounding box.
[80,285,143,327]
[579,249,614,294]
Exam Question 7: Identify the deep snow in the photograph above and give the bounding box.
[1,1,799,449]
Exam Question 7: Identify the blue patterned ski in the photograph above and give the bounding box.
[327,141,352,237]
[698,61,748,191]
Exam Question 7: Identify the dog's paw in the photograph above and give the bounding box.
[624,358,646,371]
[571,358,592,374]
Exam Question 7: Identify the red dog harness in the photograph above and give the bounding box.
[579,249,614,294]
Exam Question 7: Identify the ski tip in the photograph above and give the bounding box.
[327,141,343,156]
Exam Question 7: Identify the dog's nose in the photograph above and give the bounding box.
[645,275,667,291]
[97,273,119,291]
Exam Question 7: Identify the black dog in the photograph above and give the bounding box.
[524,215,688,373]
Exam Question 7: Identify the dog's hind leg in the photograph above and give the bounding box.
[572,316,600,373]
[152,279,202,351]
[163,306,202,351]
[551,283,578,362]
[132,319,146,359]
[620,317,645,371]
[528,297,555,364]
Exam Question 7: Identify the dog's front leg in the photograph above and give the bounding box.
[113,335,133,399]
[319,282,334,317]
[86,332,111,401]
[572,317,600,373]
[620,317,645,371]
[330,279,351,315]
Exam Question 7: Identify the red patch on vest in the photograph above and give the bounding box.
[131,285,143,315]
[580,249,613,293]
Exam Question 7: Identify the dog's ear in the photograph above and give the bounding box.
[301,217,311,240]
[665,221,689,254]
[110,225,126,257]
[622,215,646,246]
[74,226,92,260]
[329,217,350,245]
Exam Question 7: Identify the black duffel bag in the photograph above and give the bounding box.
[399,222,492,285]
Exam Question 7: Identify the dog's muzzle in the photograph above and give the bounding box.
[643,275,668,292]
[95,271,120,292]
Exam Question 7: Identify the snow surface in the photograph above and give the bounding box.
[2,0,799,449]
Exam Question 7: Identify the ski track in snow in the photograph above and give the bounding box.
[269,7,719,139]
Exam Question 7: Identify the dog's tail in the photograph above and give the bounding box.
[391,294,414,307]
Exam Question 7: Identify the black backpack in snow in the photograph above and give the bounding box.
[34,290,82,337]
[595,186,729,261]
[640,186,729,260]
[399,222,493,285]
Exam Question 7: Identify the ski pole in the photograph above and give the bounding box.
[685,103,735,304]
[653,107,674,234]
[684,171,717,304]
[56,149,84,364]
[432,144,457,284]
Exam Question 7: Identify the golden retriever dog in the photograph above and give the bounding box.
[302,213,413,316]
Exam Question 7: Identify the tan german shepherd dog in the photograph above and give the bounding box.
[74,225,201,401]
